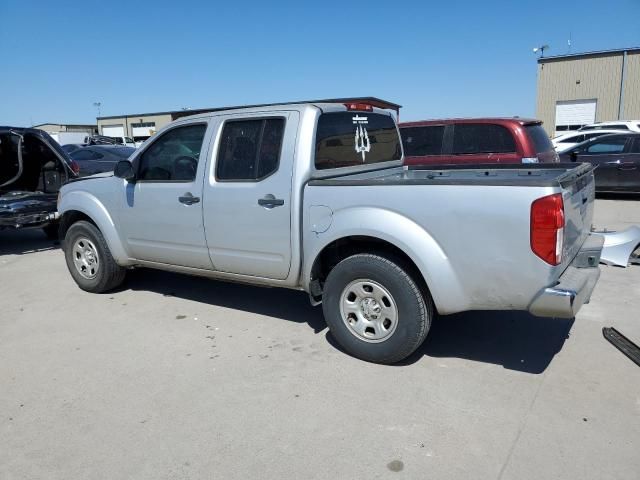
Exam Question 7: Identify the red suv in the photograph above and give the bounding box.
[400,118,558,165]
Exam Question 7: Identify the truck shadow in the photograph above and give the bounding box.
[401,311,574,374]
[0,229,59,255]
[126,269,572,374]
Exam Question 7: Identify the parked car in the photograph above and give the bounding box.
[0,127,78,236]
[558,133,640,193]
[58,100,602,364]
[579,121,640,133]
[400,118,558,166]
[552,129,627,151]
[69,145,135,176]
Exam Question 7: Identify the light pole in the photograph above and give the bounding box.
[533,45,550,58]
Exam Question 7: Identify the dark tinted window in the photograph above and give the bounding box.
[630,138,640,153]
[315,112,401,170]
[401,126,444,156]
[138,124,206,181]
[585,137,627,154]
[525,125,554,154]
[452,124,516,154]
[216,118,284,181]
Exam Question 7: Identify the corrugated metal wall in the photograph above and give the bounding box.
[622,52,640,119]
[536,53,625,134]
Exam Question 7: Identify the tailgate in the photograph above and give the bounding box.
[559,163,596,267]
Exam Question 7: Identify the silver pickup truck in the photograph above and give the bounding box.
[58,100,603,364]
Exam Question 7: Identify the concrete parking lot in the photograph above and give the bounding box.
[1,198,639,480]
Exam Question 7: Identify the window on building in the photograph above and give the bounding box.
[216,118,285,181]
[138,124,206,181]
[452,124,516,154]
[401,125,445,156]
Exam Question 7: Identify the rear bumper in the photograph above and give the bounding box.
[528,234,604,318]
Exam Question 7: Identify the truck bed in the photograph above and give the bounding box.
[309,162,592,188]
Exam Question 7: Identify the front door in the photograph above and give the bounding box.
[203,111,298,280]
[117,121,214,269]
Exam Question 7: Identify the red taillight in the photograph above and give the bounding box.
[531,193,564,265]
[70,160,80,175]
[345,102,373,112]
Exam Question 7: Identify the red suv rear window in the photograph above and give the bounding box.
[526,125,554,154]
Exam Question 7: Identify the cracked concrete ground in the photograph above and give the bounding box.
[1,198,639,479]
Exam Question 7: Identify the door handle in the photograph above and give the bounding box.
[178,192,200,205]
[258,194,284,208]
[605,160,621,165]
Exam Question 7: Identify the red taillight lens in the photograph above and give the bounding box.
[70,160,80,175]
[531,193,565,265]
[345,102,373,112]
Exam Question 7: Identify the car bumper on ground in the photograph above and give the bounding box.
[528,234,604,318]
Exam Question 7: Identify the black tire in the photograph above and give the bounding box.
[322,253,433,364]
[64,220,126,293]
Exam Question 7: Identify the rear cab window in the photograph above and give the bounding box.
[315,112,401,170]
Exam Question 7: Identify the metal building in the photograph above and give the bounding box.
[536,47,640,135]
[33,123,97,135]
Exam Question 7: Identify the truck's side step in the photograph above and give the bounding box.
[602,327,640,367]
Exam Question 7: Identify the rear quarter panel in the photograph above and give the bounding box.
[303,183,563,314]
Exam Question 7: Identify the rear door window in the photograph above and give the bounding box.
[451,124,516,154]
[525,125,554,154]
[216,118,285,181]
[315,112,401,170]
[401,126,444,156]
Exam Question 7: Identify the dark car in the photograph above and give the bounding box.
[0,126,78,236]
[558,133,640,193]
[69,145,135,176]
[400,118,558,165]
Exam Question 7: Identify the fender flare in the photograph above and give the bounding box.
[304,207,469,314]
[59,191,131,265]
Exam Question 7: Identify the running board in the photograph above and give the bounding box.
[602,327,640,367]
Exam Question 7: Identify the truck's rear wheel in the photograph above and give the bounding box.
[64,220,126,293]
[322,253,433,364]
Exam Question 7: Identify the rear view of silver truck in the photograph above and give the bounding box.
[57,99,603,364]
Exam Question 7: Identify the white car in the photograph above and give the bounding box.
[552,129,627,151]
[578,121,640,133]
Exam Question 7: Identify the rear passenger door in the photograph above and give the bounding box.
[203,112,298,280]
[578,136,629,191]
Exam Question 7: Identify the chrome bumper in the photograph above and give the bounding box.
[528,234,604,318]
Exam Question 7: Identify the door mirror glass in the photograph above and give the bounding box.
[114,160,135,181]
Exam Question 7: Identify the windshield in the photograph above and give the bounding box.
[315,112,401,170]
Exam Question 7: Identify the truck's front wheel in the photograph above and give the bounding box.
[63,220,126,293]
[322,253,433,364]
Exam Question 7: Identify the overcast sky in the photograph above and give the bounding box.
[1,0,639,126]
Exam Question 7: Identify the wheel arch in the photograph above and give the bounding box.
[304,211,468,314]
[58,191,130,264]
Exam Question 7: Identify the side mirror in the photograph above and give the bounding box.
[114,160,136,181]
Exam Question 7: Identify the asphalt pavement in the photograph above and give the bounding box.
[1,198,639,479]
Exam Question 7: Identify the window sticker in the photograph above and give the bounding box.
[353,115,370,161]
